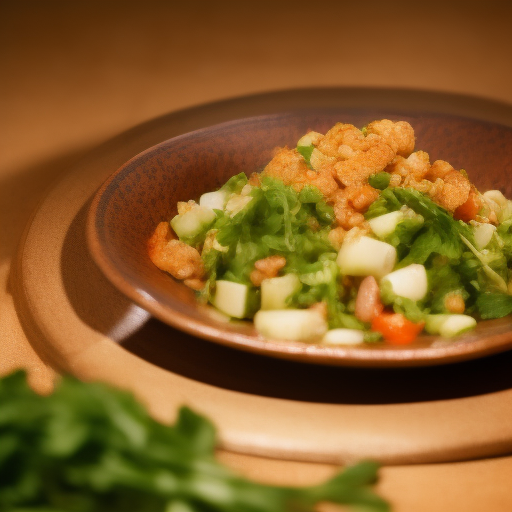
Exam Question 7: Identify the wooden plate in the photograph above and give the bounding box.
[87,107,512,367]
[12,89,512,464]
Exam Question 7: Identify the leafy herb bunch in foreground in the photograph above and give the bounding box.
[0,371,389,512]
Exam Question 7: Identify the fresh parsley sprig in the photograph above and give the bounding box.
[0,371,390,512]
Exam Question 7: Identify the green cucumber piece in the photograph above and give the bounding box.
[260,274,301,310]
[425,314,477,337]
[212,280,258,319]
[368,211,403,238]
[170,206,216,241]
[380,264,428,302]
[337,236,396,278]
[254,309,328,341]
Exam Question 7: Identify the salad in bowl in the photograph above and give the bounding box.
[148,119,512,346]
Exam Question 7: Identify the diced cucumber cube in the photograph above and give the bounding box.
[425,314,477,337]
[337,236,396,279]
[472,222,496,250]
[322,328,365,345]
[170,206,216,240]
[425,314,448,334]
[261,273,301,310]
[199,190,227,210]
[254,309,328,341]
[212,280,252,319]
[440,315,477,337]
[368,211,404,238]
[225,194,252,217]
[380,264,428,302]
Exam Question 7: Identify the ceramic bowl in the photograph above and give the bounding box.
[87,109,512,366]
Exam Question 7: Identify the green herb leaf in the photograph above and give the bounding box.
[221,172,249,194]
[365,188,402,219]
[476,292,512,319]
[0,371,389,512]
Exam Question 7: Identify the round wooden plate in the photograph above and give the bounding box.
[12,89,512,465]
[87,109,512,367]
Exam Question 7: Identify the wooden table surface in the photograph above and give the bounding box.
[2,2,512,511]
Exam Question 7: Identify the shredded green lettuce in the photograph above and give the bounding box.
[477,292,512,319]
[366,188,472,267]
[221,172,249,194]
[200,177,338,314]
[364,186,512,320]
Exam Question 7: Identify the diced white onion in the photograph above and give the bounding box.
[199,190,226,210]
[322,329,365,345]
[473,222,496,250]
[254,309,327,341]
[337,236,396,279]
[260,274,301,310]
[368,211,404,238]
[380,264,428,302]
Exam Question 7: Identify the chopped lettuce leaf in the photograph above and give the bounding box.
[426,262,470,313]
[460,234,508,292]
[200,249,221,302]
[221,172,248,194]
[477,292,512,319]
[365,188,402,219]
[367,188,471,269]
[497,218,512,260]
[298,185,323,203]
[315,201,335,224]
[399,227,458,267]
[384,216,424,249]
[393,188,472,239]
[205,177,340,321]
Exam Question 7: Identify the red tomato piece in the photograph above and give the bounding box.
[454,188,482,222]
[371,311,425,345]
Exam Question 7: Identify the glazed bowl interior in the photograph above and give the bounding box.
[87,109,512,367]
